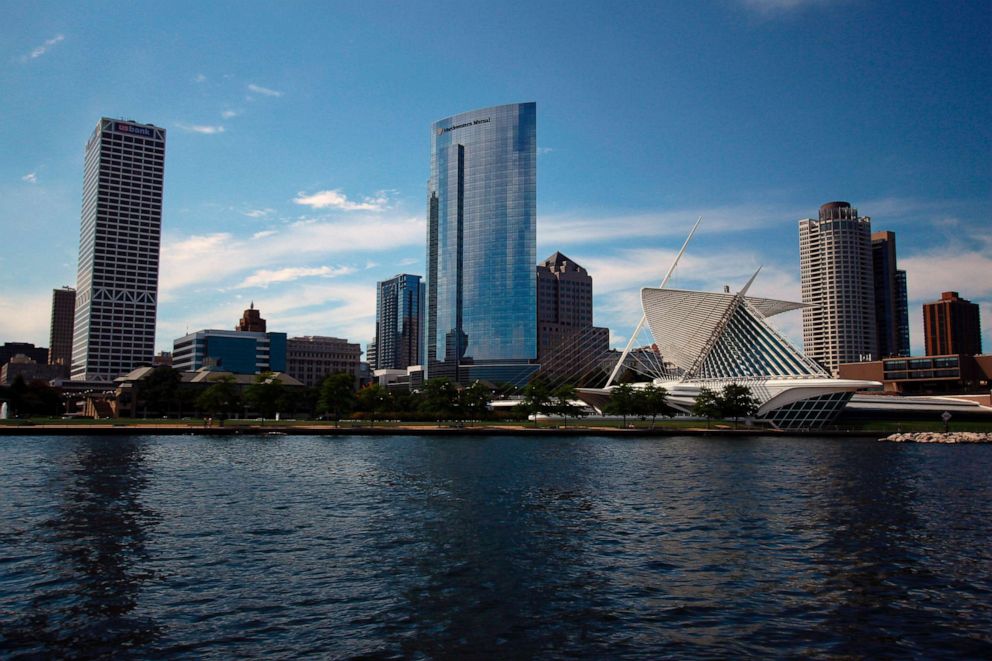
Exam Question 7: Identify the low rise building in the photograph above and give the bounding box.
[839,353,992,395]
[285,336,361,387]
[1,355,64,385]
[172,330,287,374]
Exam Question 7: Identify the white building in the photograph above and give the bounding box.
[71,119,165,381]
[580,226,879,429]
[799,201,877,376]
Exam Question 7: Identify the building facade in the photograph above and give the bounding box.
[426,102,538,386]
[49,287,76,373]
[839,353,991,395]
[923,291,982,356]
[374,274,424,370]
[871,231,910,357]
[536,252,610,385]
[172,330,287,374]
[799,201,877,375]
[286,336,361,387]
[71,118,165,381]
[237,302,267,332]
[0,343,49,368]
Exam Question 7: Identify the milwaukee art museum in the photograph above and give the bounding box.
[581,239,880,430]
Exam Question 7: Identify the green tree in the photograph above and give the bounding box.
[636,384,670,429]
[196,375,240,422]
[603,383,637,428]
[137,366,182,417]
[458,381,491,425]
[317,372,356,426]
[691,386,722,429]
[551,384,587,427]
[519,380,552,427]
[419,378,459,420]
[244,372,285,419]
[356,383,391,427]
[718,383,760,429]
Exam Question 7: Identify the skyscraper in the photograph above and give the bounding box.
[374,273,423,370]
[871,231,910,357]
[425,102,537,385]
[49,286,76,373]
[799,201,877,375]
[923,291,982,356]
[536,252,610,386]
[71,118,165,381]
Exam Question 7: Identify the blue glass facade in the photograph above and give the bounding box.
[426,103,538,385]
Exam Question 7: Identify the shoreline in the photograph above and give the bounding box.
[0,423,891,438]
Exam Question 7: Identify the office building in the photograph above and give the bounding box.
[71,118,166,381]
[840,353,991,396]
[871,231,910,357]
[924,291,982,356]
[799,201,877,375]
[1,355,63,386]
[48,287,76,373]
[373,274,423,370]
[286,336,361,387]
[0,342,49,367]
[426,102,537,385]
[536,252,610,385]
[172,330,287,373]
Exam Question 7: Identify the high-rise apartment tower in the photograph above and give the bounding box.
[425,102,537,385]
[871,231,910,357]
[71,118,165,381]
[49,286,76,373]
[923,291,982,356]
[799,201,877,375]
[374,274,423,370]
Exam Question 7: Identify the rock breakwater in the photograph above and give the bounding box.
[881,432,992,444]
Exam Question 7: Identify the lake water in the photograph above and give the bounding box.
[1,434,990,658]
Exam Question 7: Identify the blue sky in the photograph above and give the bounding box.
[1,0,989,357]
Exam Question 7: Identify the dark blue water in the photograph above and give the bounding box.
[1,435,990,659]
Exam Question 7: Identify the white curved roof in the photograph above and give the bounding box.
[641,287,825,378]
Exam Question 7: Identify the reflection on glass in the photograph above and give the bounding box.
[426,103,538,385]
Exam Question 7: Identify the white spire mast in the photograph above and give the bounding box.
[604,216,702,388]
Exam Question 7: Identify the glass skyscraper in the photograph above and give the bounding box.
[374,273,424,370]
[426,102,537,385]
[72,118,165,381]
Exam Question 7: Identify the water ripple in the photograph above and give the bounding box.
[1,435,990,658]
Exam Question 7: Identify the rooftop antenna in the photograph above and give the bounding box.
[605,216,702,388]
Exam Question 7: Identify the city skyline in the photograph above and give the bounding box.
[1,1,989,358]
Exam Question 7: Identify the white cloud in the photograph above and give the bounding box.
[21,172,37,184]
[293,189,389,211]
[221,109,240,119]
[194,73,207,83]
[235,265,356,289]
[176,123,226,135]
[158,214,424,301]
[242,208,275,218]
[539,202,804,247]
[22,34,64,61]
[901,239,992,302]
[247,83,283,97]
[537,147,554,155]
[740,0,840,15]
[0,289,53,344]
[252,230,277,239]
